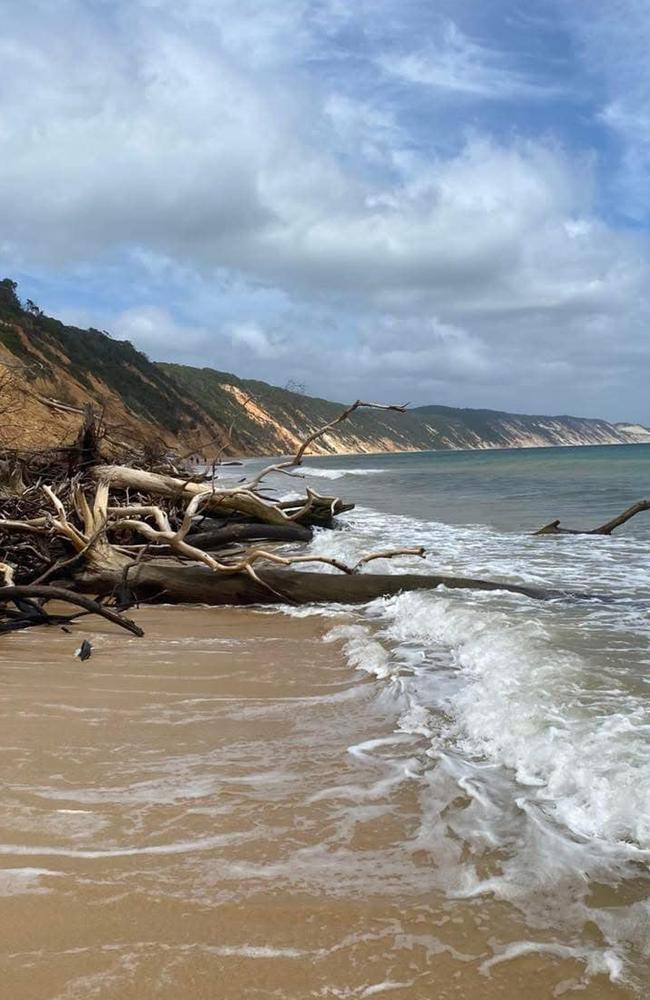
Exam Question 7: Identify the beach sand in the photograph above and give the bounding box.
[0,606,634,999]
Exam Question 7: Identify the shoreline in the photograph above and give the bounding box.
[228,438,650,463]
[0,603,634,998]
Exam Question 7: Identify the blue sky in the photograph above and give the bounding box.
[2,0,650,421]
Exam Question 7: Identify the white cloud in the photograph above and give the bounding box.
[378,20,559,100]
[227,321,285,359]
[354,316,495,381]
[112,306,209,355]
[564,0,650,219]
[0,4,624,315]
[1,0,650,419]
[323,94,402,167]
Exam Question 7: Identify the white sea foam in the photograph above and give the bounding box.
[378,590,650,849]
[300,467,384,480]
[358,982,416,997]
[308,494,650,987]
[0,832,256,858]
[205,945,307,958]
[0,867,62,896]
[324,624,395,679]
[479,940,624,980]
[311,510,650,850]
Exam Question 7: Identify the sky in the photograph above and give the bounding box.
[1,0,650,422]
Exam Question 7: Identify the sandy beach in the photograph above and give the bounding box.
[0,605,635,999]
[3,0,650,990]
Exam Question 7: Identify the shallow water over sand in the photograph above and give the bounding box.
[0,607,637,998]
[234,443,650,991]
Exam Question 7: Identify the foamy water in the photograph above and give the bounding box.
[295,465,385,480]
[259,444,650,990]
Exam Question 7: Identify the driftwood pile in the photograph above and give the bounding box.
[1,401,648,639]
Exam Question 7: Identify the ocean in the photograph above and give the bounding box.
[245,442,650,990]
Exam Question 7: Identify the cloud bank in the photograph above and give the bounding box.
[1,0,650,420]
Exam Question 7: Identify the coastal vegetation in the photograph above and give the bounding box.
[1,278,647,458]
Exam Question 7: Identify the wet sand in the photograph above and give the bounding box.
[0,607,635,999]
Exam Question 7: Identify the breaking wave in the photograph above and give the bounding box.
[299,467,385,480]
[293,501,650,988]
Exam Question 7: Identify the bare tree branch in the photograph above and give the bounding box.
[245,400,408,489]
[534,500,650,535]
[0,584,144,636]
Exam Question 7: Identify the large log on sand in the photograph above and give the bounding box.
[76,562,551,605]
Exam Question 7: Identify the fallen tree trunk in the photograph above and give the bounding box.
[75,561,552,605]
[534,499,650,535]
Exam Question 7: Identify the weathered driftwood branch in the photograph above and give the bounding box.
[87,465,352,529]
[0,584,144,636]
[277,492,353,525]
[31,393,85,415]
[92,465,296,526]
[103,497,425,581]
[534,499,650,535]
[11,480,549,606]
[246,400,408,489]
